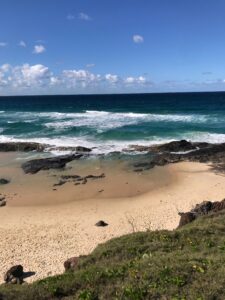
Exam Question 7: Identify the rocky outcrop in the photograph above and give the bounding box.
[178,199,225,227]
[22,154,83,174]
[53,173,106,187]
[0,142,92,153]
[4,265,24,284]
[151,140,197,153]
[0,142,46,152]
[64,257,79,272]
[131,141,225,172]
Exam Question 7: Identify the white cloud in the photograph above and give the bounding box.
[125,76,147,84]
[19,40,26,47]
[13,64,51,88]
[133,35,144,43]
[0,63,152,94]
[0,64,11,72]
[105,74,119,84]
[33,45,46,54]
[79,12,92,21]
[0,42,8,47]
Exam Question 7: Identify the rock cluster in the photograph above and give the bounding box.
[178,199,225,227]
[0,142,45,152]
[53,173,105,187]
[4,265,24,284]
[131,141,225,172]
[22,154,83,174]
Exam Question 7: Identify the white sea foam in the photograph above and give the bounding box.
[1,132,225,155]
[43,110,210,132]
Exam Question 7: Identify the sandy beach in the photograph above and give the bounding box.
[1,153,225,283]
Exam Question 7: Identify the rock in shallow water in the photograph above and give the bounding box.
[22,154,83,174]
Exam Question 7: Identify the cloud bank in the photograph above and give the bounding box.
[0,63,151,95]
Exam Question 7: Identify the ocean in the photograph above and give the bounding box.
[1,92,225,154]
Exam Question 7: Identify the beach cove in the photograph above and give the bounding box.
[1,148,225,283]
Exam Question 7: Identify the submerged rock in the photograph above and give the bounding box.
[4,265,24,284]
[22,154,83,174]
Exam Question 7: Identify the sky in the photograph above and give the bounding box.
[1,0,225,95]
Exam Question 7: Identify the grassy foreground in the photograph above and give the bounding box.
[1,211,225,300]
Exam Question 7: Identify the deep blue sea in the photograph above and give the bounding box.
[1,92,225,154]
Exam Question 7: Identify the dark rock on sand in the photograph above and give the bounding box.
[178,199,225,227]
[0,199,6,207]
[95,220,108,227]
[22,154,83,174]
[0,142,46,152]
[53,180,66,187]
[64,257,79,272]
[85,173,105,180]
[178,212,196,227]
[0,178,10,185]
[4,265,24,284]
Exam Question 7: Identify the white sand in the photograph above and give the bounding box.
[0,161,225,283]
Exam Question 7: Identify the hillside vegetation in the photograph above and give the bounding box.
[0,211,225,300]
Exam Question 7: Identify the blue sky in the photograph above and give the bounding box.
[0,0,225,95]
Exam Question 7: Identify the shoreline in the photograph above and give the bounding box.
[1,158,225,282]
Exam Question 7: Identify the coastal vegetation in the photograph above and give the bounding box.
[0,209,225,299]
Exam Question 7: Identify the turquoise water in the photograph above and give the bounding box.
[0,92,225,153]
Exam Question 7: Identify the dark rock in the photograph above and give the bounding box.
[61,175,81,180]
[95,220,108,227]
[53,180,66,187]
[50,146,92,153]
[0,200,6,207]
[4,265,24,284]
[74,146,92,153]
[22,154,83,174]
[85,173,105,180]
[0,178,10,185]
[178,212,196,227]
[64,257,79,272]
[152,140,196,153]
[0,142,46,152]
[178,198,225,227]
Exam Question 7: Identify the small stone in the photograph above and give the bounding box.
[0,178,10,185]
[95,220,108,227]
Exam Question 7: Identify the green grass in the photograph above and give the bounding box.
[1,211,225,299]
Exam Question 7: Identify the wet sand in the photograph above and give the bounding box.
[1,153,225,282]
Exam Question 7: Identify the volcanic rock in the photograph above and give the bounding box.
[4,265,24,284]
[95,220,108,227]
[22,154,83,174]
